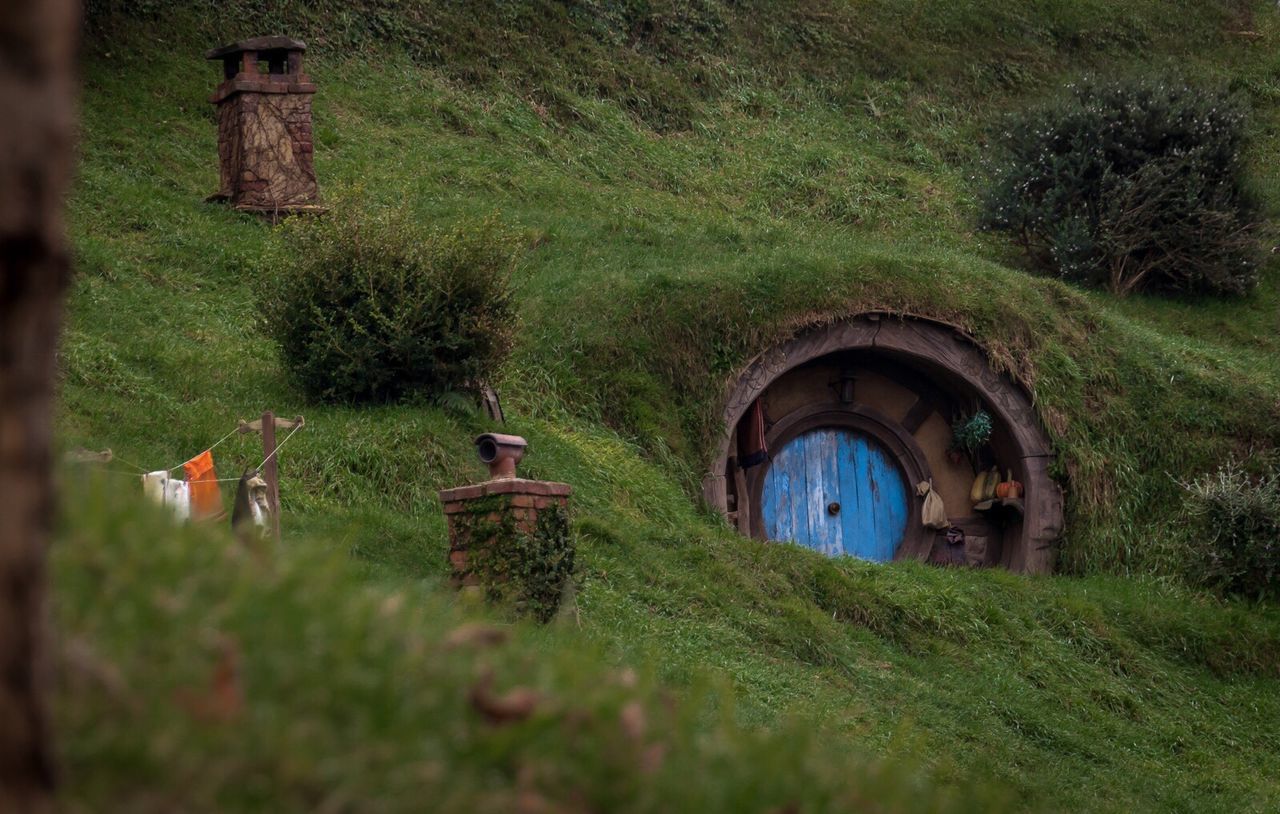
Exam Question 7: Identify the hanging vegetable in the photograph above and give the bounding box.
[995,470,1024,500]
[969,466,1001,504]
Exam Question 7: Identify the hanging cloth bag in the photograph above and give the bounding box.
[184,449,225,521]
[917,479,949,530]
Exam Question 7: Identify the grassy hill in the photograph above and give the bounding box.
[59,2,1280,810]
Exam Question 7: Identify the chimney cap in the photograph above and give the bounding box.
[475,433,527,480]
[206,36,307,60]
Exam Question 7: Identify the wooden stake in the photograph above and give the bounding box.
[237,411,304,541]
[261,410,279,541]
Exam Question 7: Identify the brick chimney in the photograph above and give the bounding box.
[206,36,321,217]
[439,435,572,590]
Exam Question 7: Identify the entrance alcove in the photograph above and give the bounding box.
[704,315,1063,574]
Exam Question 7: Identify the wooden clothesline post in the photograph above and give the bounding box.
[237,410,304,540]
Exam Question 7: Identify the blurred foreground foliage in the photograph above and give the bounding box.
[53,480,1006,813]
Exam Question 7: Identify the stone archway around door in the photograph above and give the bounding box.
[705,314,1064,574]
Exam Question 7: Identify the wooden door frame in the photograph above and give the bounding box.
[746,403,934,562]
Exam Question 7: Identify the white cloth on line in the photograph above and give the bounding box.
[165,479,190,523]
[142,469,190,523]
[142,470,168,503]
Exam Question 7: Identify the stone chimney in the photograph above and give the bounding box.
[206,36,321,217]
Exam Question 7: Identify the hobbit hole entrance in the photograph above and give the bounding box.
[705,316,1063,574]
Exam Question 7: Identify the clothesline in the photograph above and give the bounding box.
[93,469,246,483]
[260,422,303,470]
[167,424,242,474]
[95,419,304,481]
[106,452,151,474]
[93,468,166,478]
[81,414,306,536]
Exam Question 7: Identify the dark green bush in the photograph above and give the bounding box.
[980,78,1259,296]
[1182,462,1280,601]
[260,204,519,403]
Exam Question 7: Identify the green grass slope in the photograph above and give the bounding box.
[59,2,1280,810]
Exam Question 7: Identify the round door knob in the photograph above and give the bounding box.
[827,501,841,516]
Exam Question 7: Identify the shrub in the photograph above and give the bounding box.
[260,204,519,403]
[1182,461,1280,601]
[980,78,1259,296]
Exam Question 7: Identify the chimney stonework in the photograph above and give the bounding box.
[439,479,572,589]
[206,36,321,216]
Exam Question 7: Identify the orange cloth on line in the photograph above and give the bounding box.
[183,450,224,522]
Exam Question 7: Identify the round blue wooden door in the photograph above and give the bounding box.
[761,428,908,560]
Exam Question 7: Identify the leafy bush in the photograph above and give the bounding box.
[980,78,1259,296]
[1182,462,1280,601]
[260,204,519,403]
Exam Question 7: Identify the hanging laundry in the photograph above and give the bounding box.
[183,449,224,521]
[142,470,169,504]
[231,468,271,541]
[166,479,191,523]
[737,398,769,469]
[141,470,190,523]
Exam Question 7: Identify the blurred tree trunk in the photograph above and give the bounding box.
[0,1,78,810]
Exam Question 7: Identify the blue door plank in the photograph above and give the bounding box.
[853,433,907,562]
[757,445,778,540]
[761,459,781,540]
[788,435,811,544]
[864,437,887,560]
[863,438,889,561]
[871,446,908,561]
[848,435,877,560]
[781,434,806,543]
[835,431,862,558]
[762,434,806,544]
[806,430,843,557]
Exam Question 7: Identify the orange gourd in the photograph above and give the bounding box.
[995,470,1023,500]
